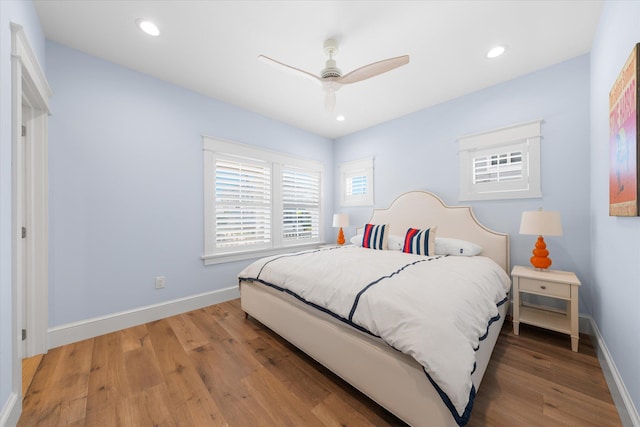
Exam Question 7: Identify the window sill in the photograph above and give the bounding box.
[459,188,542,201]
[202,243,323,265]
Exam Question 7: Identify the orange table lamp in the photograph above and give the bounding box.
[519,209,563,270]
[332,213,349,245]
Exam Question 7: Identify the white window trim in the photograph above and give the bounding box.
[202,136,324,265]
[340,157,374,206]
[458,120,542,201]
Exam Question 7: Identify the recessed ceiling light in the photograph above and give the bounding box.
[336,115,345,122]
[136,19,160,37]
[487,45,507,59]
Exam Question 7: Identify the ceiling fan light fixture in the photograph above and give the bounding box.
[136,19,160,37]
[487,45,507,59]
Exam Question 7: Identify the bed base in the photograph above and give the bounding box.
[241,281,509,427]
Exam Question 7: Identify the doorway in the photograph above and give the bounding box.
[17,104,49,360]
[11,22,52,407]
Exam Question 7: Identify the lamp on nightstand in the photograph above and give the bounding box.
[332,213,349,245]
[519,209,563,270]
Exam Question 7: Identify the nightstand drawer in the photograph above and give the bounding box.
[519,277,570,299]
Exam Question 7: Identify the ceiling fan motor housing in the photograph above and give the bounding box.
[322,60,342,78]
[321,39,342,78]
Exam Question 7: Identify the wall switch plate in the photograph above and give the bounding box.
[155,276,166,289]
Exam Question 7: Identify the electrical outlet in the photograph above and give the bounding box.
[155,276,166,289]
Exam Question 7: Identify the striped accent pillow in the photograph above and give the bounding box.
[362,224,388,250]
[402,226,437,256]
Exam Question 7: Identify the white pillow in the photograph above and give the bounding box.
[350,234,363,246]
[350,233,404,250]
[387,234,404,250]
[435,237,482,256]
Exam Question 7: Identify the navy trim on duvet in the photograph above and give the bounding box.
[348,256,446,321]
[245,277,377,337]
[424,368,476,426]
[240,249,506,427]
[255,247,341,278]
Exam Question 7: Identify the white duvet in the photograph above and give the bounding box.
[238,246,511,425]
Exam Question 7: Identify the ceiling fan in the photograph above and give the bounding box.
[259,39,409,111]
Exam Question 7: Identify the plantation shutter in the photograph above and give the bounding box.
[340,157,374,206]
[473,151,523,184]
[346,170,368,196]
[282,167,320,242]
[214,155,271,249]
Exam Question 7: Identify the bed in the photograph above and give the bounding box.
[239,191,510,427]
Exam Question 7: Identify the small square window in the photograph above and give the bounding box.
[340,157,374,206]
[459,120,542,201]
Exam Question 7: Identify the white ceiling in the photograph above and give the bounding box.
[34,1,603,139]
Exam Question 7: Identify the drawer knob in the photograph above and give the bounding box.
[540,285,547,289]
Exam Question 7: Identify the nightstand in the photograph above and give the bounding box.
[511,265,581,352]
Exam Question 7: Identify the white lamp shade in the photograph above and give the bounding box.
[332,213,349,228]
[519,211,563,236]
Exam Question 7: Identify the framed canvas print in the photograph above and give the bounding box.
[609,43,640,216]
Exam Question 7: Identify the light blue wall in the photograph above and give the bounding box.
[5,1,639,422]
[0,0,46,418]
[334,54,592,311]
[590,1,640,415]
[45,41,333,326]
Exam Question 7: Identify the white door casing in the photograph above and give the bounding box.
[11,21,51,407]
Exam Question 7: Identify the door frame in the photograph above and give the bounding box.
[11,21,51,399]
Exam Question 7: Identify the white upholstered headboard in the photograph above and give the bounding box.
[357,191,510,273]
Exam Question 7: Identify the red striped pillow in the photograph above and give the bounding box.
[402,227,437,256]
[362,224,387,250]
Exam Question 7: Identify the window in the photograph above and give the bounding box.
[459,120,542,201]
[473,151,523,184]
[340,157,374,206]
[282,168,321,241]
[203,137,324,264]
[214,155,271,250]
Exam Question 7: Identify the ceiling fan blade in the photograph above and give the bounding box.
[258,55,322,86]
[337,55,410,85]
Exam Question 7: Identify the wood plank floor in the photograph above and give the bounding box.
[19,299,621,427]
[22,354,43,400]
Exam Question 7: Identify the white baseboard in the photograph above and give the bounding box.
[48,285,240,349]
[0,392,20,427]
[579,314,592,335]
[587,315,640,427]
